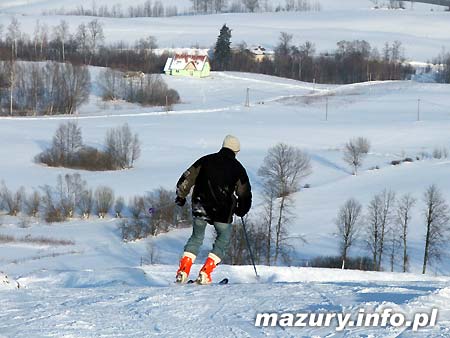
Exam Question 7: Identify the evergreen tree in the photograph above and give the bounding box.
[214,24,232,71]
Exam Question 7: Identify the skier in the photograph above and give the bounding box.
[175,135,252,284]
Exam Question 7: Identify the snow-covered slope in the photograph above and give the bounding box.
[1,72,450,335]
[2,71,450,273]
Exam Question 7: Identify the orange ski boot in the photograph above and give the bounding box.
[176,252,196,283]
[196,253,221,285]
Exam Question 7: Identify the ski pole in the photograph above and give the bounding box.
[241,216,259,279]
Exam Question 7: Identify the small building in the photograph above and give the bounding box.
[250,46,275,62]
[164,54,211,78]
[123,71,145,79]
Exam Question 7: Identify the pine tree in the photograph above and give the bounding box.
[214,24,232,71]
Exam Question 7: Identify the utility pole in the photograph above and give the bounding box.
[245,88,250,107]
[417,98,421,121]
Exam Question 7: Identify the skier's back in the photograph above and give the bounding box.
[175,135,252,284]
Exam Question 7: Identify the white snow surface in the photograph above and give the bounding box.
[1,220,450,337]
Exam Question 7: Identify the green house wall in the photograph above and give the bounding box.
[166,61,211,78]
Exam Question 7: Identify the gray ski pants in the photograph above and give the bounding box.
[184,217,232,261]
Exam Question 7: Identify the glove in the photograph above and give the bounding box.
[234,202,247,217]
[175,196,186,207]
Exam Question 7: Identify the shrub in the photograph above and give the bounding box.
[37,123,141,171]
[309,255,375,271]
[95,186,115,218]
[0,183,25,216]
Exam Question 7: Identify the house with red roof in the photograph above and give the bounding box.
[164,54,211,78]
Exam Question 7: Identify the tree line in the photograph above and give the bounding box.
[1,17,417,89]
[223,32,415,84]
[42,0,322,18]
[434,52,450,84]
[0,18,167,74]
[336,185,450,274]
[0,174,190,238]
[0,61,90,116]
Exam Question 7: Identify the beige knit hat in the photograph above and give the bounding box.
[222,135,240,153]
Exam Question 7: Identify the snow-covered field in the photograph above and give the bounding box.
[2,1,450,337]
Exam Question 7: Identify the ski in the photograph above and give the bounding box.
[183,278,229,285]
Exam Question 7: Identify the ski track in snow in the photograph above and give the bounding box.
[1,270,449,338]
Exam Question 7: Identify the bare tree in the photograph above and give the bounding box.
[7,18,21,58]
[366,189,395,271]
[7,61,16,116]
[24,190,41,217]
[343,137,370,175]
[336,198,362,269]
[0,182,24,216]
[56,173,86,218]
[76,23,89,63]
[243,0,259,12]
[40,184,65,223]
[213,0,228,12]
[95,186,114,218]
[78,189,93,219]
[98,68,123,100]
[114,197,125,218]
[104,123,141,169]
[376,190,395,271]
[38,23,49,57]
[422,185,450,274]
[388,226,401,272]
[260,183,276,265]
[87,19,104,64]
[366,193,381,270]
[395,193,416,272]
[258,143,311,263]
[127,196,146,239]
[146,188,176,235]
[59,63,91,115]
[50,121,83,165]
[53,20,69,61]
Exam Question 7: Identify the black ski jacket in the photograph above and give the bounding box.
[176,148,252,223]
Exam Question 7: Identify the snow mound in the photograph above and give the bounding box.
[0,271,20,290]
[17,267,153,288]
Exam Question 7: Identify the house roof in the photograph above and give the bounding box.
[250,46,274,56]
[166,54,209,71]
